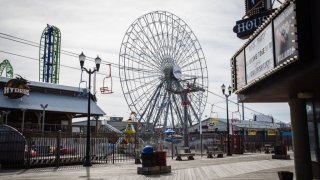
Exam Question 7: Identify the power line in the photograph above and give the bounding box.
[0,50,112,77]
[206,89,283,122]
[0,32,157,74]
[0,32,285,122]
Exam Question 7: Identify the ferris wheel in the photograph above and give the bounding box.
[119,11,208,132]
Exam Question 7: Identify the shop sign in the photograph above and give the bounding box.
[267,129,276,136]
[248,129,257,136]
[235,50,246,90]
[245,0,271,17]
[233,11,271,39]
[3,76,30,99]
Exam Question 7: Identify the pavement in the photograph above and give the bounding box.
[0,152,295,180]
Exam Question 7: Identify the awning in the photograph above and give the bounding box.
[0,90,105,116]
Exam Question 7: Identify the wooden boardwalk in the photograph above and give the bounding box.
[0,153,295,180]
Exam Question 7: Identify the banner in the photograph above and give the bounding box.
[248,129,257,136]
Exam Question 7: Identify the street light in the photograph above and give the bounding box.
[221,84,232,156]
[79,52,101,167]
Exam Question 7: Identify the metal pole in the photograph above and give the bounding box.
[171,138,174,159]
[22,109,26,132]
[242,102,245,121]
[200,119,203,157]
[42,109,45,132]
[84,69,92,167]
[226,96,232,156]
[183,93,189,148]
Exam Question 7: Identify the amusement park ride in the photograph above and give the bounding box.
[119,11,208,147]
[39,24,61,84]
[0,59,13,78]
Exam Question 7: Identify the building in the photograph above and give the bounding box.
[230,0,320,179]
[0,76,105,133]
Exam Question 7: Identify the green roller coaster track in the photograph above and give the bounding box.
[0,59,13,78]
[39,24,61,84]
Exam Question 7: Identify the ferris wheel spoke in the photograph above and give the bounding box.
[149,13,164,55]
[121,52,160,74]
[136,19,163,62]
[175,39,197,65]
[128,81,161,109]
[142,16,166,60]
[129,28,162,67]
[172,35,193,64]
[126,31,162,68]
[123,39,159,67]
[124,77,161,96]
[122,73,160,82]
[137,83,163,123]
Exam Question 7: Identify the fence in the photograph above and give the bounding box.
[0,129,166,168]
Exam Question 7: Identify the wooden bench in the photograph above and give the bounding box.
[206,146,224,158]
[175,146,195,161]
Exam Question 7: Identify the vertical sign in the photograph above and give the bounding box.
[274,3,297,65]
[235,50,246,89]
[245,0,271,17]
[245,23,274,83]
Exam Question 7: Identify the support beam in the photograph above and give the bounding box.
[289,98,312,180]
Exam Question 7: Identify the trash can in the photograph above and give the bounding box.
[278,171,293,180]
[155,151,166,166]
[141,146,155,167]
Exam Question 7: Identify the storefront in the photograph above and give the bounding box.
[0,76,105,133]
[230,0,320,179]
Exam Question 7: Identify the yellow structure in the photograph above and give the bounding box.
[124,119,136,144]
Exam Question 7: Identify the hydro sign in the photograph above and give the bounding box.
[233,11,272,39]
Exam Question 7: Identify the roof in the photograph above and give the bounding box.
[190,118,281,131]
[0,77,105,116]
[0,76,79,92]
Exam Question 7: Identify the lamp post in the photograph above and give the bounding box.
[221,84,232,156]
[79,52,101,167]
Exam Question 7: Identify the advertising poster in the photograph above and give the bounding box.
[235,50,246,90]
[274,3,297,65]
[245,24,274,83]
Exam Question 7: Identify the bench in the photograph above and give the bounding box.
[206,146,224,158]
[175,146,195,161]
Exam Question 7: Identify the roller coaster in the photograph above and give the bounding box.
[39,24,61,84]
[0,59,13,78]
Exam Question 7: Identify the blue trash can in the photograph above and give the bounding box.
[141,146,155,167]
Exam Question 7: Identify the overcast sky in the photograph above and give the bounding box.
[0,0,290,123]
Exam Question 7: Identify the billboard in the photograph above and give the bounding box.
[274,3,297,65]
[231,1,298,92]
[245,23,274,83]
